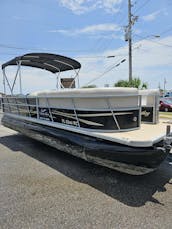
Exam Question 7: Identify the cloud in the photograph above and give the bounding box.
[142,9,167,22]
[49,23,121,38]
[1,36,172,93]
[58,0,123,14]
[76,36,172,88]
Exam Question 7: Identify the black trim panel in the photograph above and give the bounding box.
[2,97,140,130]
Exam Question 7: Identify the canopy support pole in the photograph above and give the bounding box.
[11,61,21,93]
[56,72,60,90]
[69,69,80,89]
[3,68,13,94]
[19,61,22,94]
[3,69,6,94]
[56,72,65,90]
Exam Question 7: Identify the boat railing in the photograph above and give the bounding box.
[2,94,141,131]
[3,93,140,98]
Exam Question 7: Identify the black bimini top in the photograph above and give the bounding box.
[2,53,81,73]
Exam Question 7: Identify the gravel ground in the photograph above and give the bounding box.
[0,112,172,229]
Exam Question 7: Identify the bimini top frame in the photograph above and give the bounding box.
[2,53,81,94]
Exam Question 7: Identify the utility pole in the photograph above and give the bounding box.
[164,78,167,97]
[125,0,138,81]
[128,0,132,82]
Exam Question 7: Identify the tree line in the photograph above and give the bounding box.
[82,77,148,89]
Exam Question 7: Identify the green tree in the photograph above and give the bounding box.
[82,84,97,88]
[114,77,148,89]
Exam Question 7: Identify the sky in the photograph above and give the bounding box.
[0,0,172,94]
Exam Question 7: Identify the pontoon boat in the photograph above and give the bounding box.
[1,53,172,175]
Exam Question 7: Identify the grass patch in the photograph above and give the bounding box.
[159,111,172,119]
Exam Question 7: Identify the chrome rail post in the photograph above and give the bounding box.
[106,98,120,130]
[71,98,80,127]
[139,95,142,126]
[46,97,54,122]
[36,97,39,119]
[26,96,31,117]
[14,97,20,115]
[154,94,159,124]
[7,97,12,113]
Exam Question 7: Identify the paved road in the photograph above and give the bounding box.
[0,112,172,229]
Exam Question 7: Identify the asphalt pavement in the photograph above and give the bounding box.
[0,111,172,229]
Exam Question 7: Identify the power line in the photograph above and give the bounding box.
[93,1,128,52]
[134,34,172,48]
[133,0,151,14]
[78,54,126,59]
[0,51,126,59]
[159,26,172,36]
[132,24,172,44]
[116,1,128,26]
[0,52,19,56]
[83,58,126,86]
[0,43,92,53]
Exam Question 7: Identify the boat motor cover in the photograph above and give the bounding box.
[2,53,81,73]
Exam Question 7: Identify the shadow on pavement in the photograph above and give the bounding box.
[0,133,172,207]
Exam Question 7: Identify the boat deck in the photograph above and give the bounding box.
[95,119,172,147]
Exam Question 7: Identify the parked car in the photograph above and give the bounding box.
[165,92,172,97]
[159,98,172,112]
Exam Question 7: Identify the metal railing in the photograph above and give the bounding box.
[2,94,141,131]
